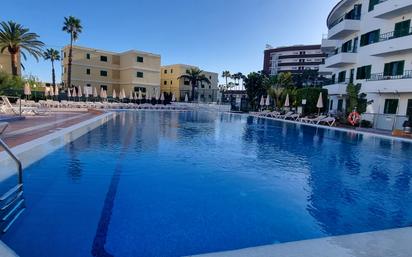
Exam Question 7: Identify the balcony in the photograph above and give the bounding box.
[324,49,357,68]
[321,38,340,52]
[318,64,333,75]
[363,70,412,93]
[372,0,412,19]
[323,80,349,95]
[368,27,412,56]
[328,19,360,39]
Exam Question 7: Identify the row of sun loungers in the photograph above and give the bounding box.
[2,97,191,116]
[253,110,336,127]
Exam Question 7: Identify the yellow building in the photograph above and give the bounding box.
[61,45,161,97]
[160,64,219,102]
[0,52,21,75]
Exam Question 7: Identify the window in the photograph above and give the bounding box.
[100,70,108,77]
[164,81,167,85]
[338,71,346,83]
[407,99,412,116]
[368,0,379,11]
[360,30,380,46]
[384,60,405,76]
[134,87,146,92]
[86,84,91,87]
[64,52,66,58]
[86,68,90,75]
[330,99,334,110]
[299,51,306,55]
[384,99,399,114]
[353,37,359,53]
[137,56,144,63]
[100,85,107,91]
[136,72,144,78]
[331,74,336,83]
[342,40,353,53]
[350,69,355,83]
[171,69,173,74]
[337,99,344,112]
[170,80,173,85]
[299,59,305,63]
[164,70,167,74]
[184,80,190,85]
[86,53,90,59]
[394,20,411,38]
[100,56,108,62]
[356,65,372,80]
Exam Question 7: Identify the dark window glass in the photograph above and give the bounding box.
[338,71,346,83]
[360,30,380,46]
[368,0,379,11]
[134,87,146,92]
[356,65,372,80]
[136,72,144,78]
[342,40,353,53]
[384,61,405,76]
[407,99,412,116]
[100,85,107,91]
[100,56,108,62]
[164,81,167,85]
[171,69,173,74]
[164,70,167,74]
[394,20,411,38]
[330,99,334,110]
[384,99,399,114]
[337,99,344,112]
[86,53,90,59]
[86,69,90,75]
[184,80,190,85]
[137,56,144,62]
[100,70,108,77]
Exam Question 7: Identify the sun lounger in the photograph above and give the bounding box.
[300,115,327,124]
[1,96,41,116]
[318,117,336,126]
[278,111,294,119]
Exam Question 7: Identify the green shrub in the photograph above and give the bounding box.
[295,88,328,114]
[0,71,25,96]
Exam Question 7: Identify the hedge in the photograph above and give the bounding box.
[295,88,329,114]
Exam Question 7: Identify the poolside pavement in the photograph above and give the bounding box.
[0,110,103,149]
[189,227,412,257]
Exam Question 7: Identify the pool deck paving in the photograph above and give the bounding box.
[0,110,103,149]
[188,227,412,257]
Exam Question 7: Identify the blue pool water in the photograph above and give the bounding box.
[2,111,412,257]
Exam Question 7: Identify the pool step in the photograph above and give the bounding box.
[0,184,25,233]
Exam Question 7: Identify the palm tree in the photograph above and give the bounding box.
[221,71,231,88]
[178,68,210,101]
[43,48,60,87]
[0,21,44,76]
[62,16,82,89]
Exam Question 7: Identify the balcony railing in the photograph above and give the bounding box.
[379,27,412,42]
[329,11,361,29]
[367,70,412,81]
[329,47,357,57]
[324,78,351,86]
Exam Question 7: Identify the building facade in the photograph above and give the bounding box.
[263,45,327,76]
[0,52,21,75]
[61,45,161,97]
[160,64,219,102]
[321,0,412,129]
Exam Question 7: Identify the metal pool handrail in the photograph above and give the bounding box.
[0,122,23,184]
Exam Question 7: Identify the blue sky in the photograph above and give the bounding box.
[2,0,337,83]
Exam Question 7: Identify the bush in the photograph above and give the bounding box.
[360,120,372,128]
[0,71,25,96]
[295,88,328,114]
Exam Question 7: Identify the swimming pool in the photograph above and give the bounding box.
[2,111,412,257]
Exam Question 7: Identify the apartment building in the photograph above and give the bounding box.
[0,52,21,75]
[160,64,219,102]
[321,0,412,129]
[61,45,161,97]
[263,45,327,76]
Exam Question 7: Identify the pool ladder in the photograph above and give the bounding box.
[0,122,25,234]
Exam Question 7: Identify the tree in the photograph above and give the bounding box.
[244,71,269,111]
[346,83,367,114]
[0,21,44,76]
[0,71,25,95]
[178,68,210,101]
[221,71,231,88]
[62,16,82,89]
[43,48,60,87]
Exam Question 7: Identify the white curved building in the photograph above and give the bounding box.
[321,0,412,129]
